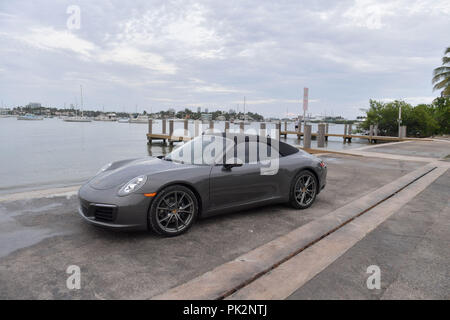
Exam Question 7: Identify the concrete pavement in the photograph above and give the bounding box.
[288,170,450,300]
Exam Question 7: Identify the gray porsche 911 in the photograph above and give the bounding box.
[78,132,327,236]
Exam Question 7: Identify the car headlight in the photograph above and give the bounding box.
[97,162,112,175]
[118,175,147,196]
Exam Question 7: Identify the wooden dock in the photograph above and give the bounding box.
[146,119,430,146]
[279,130,424,143]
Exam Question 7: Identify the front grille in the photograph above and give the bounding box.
[81,204,89,216]
[93,205,116,222]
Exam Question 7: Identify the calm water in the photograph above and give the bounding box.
[0,118,369,194]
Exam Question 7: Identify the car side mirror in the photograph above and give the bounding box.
[223,162,243,170]
[222,158,244,170]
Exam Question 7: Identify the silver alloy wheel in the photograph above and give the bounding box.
[155,191,195,233]
[294,174,316,206]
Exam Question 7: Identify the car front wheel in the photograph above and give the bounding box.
[148,185,198,236]
[289,170,318,209]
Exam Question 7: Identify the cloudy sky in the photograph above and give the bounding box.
[0,0,449,118]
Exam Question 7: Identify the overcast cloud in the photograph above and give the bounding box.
[0,0,449,118]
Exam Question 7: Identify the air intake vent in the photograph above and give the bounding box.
[94,205,116,222]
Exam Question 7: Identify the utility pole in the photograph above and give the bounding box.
[398,105,402,138]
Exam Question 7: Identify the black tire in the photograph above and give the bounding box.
[148,185,198,237]
[289,170,318,209]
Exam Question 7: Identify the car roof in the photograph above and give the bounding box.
[202,132,300,157]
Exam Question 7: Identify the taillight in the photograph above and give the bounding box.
[319,161,326,168]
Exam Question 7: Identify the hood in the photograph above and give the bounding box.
[89,157,184,190]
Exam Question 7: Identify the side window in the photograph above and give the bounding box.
[223,140,245,165]
[235,141,281,164]
[258,141,281,162]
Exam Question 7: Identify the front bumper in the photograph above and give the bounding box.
[318,166,327,193]
[78,183,152,230]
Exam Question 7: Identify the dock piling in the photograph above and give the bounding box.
[343,124,348,143]
[317,123,325,148]
[303,124,312,149]
[260,123,266,137]
[276,122,281,140]
[347,124,352,142]
[162,119,167,134]
[194,120,200,136]
[169,120,174,146]
[184,119,188,135]
[147,119,153,144]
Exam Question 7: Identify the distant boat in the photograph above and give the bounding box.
[129,115,149,123]
[118,118,130,123]
[94,113,117,121]
[63,116,92,122]
[64,84,92,122]
[17,114,44,120]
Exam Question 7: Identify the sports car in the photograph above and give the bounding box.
[78,132,327,236]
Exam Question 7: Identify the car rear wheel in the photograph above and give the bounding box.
[148,185,198,236]
[289,170,317,209]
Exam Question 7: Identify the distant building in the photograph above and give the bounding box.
[26,102,42,108]
[197,107,201,113]
[205,108,209,113]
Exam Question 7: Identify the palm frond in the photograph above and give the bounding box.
[443,86,450,96]
[432,69,450,83]
[432,47,450,94]
[432,73,450,85]
[433,77,450,90]
[433,66,450,77]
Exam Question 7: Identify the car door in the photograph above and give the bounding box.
[209,138,281,211]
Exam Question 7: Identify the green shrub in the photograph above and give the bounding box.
[358,97,449,137]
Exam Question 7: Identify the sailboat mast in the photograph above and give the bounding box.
[80,85,84,117]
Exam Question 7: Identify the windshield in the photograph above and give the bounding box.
[164,135,234,165]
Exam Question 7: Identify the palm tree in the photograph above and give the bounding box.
[432,47,450,96]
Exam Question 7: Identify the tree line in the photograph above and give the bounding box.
[358,97,449,137]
